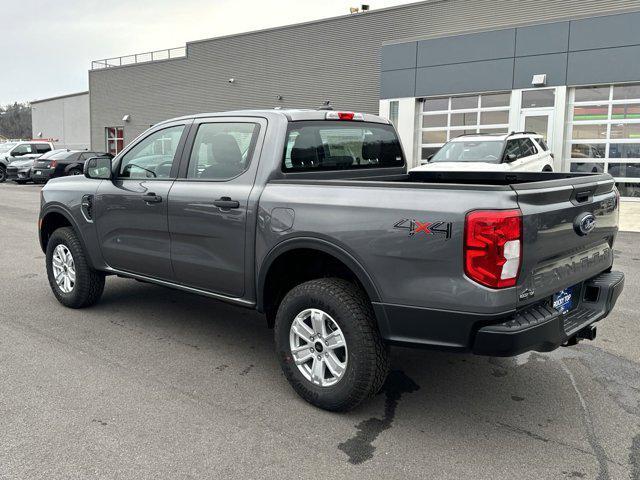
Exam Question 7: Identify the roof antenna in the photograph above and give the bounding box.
[318,100,333,111]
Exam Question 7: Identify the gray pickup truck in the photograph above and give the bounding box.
[39,109,624,411]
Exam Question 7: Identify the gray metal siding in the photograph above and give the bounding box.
[515,22,570,56]
[90,0,640,148]
[382,6,640,99]
[513,53,568,89]
[416,29,515,67]
[415,59,514,97]
[569,10,640,50]
[567,45,640,86]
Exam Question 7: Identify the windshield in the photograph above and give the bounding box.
[431,140,504,164]
[282,121,404,172]
[0,143,17,153]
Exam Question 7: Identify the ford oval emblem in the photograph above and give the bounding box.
[574,212,596,236]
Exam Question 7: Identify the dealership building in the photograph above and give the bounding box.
[87,0,640,199]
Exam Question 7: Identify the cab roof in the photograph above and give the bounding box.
[156,109,391,126]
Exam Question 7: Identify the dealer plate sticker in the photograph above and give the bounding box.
[553,287,575,314]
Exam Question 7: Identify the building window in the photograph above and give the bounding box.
[105,127,124,156]
[388,101,399,127]
[420,92,511,159]
[567,83,640,199]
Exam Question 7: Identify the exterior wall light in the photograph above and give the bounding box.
[531,74,547,87]
[122,114,131,122]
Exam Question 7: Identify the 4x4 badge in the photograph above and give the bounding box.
[393,219,452,239]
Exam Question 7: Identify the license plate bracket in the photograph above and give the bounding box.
[553,286,576,314]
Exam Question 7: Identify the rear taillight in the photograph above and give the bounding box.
[49,160,57,168]
[464,209,522,289]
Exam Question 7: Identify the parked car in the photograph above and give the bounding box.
[0,141,54,182]
[411,132,554,173]
[39,109,623,411]
[6,158,36,183]
[31,150,112,184]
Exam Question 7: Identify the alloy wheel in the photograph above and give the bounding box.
[52,244,76,294]
[289,308,348,387]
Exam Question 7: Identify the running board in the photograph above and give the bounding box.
[104,267,256,308]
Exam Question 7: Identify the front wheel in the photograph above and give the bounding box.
[0,166,6,183]
[275,278,389,411]
[46,227,105,308]
[68,168,83,176]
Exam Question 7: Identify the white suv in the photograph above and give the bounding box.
[0,141,54,182]
[411,132,554,173]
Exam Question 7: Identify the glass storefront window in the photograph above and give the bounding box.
[420,92,511,159]
[613,84,640,101]
[611,104,640,120]
[451,95,478,110]
[609,144,640,158]
[572,124,608,139]
[616,182,640,197]
[423,98,448,112]
[569,83,640,197]
[571,143,605,159]
[570,162,605,173]
[481,110,509,125]
[610,123,640,139]
[450,112,477,126]
[522,89,555,108]
[574,86,610,102]
[607,163,640,177]
[422,130,447,144]
[480,93,510,108]
[423,114,448,128]
[573,105,608,121]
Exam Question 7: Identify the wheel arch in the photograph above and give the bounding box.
[257,237,382,321]
[39,206,84,254]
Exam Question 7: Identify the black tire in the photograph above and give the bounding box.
[14,179,26,185]
[542,165,553,172]
[68,168,82,176]
[275,278,389,412]
[0,165,6,183]
[46,227,105,308]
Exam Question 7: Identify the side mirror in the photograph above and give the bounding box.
[505,153,517,162]
[84,156,113,180]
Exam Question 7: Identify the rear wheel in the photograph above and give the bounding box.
[0,165,6,183]
[46,227,105,308]
[275,278,389,411]
[14,179,27,185]
[542,165,553,172]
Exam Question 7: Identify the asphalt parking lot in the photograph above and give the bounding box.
[0,182,639,480]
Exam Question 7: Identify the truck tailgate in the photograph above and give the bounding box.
[513,175,618,306]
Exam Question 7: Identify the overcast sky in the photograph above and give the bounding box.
[1,0,413,105]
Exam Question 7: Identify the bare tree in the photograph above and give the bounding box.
[0,103,32,140]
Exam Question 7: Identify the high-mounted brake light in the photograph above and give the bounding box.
[325,111,364,121]
[464,209,522,289]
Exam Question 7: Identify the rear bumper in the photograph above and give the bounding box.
[7,168,31,181]
[31,168,55,182]
[376,270,624,356]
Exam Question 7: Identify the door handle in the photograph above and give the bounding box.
[213,197,240,209]
[143,192,162,204]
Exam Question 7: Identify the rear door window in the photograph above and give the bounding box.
[282,121,404,172]
[186,122,259,180]
[503,139,522,160]
[34,143,52,153]
[519,138,538,158]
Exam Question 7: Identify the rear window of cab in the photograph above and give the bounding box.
[282,121,404,172]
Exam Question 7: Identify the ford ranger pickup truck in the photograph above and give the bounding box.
[39,109,625,411]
